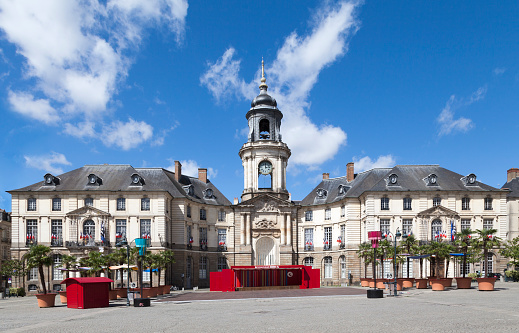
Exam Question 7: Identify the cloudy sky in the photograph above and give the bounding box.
[0,0,517,209]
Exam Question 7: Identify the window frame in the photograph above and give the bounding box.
[381,197,389,210]
[117,197,126,211]
[305,210,313,222]
[324,257,333,279]
[84,197,93,207]
[141,197,151,211]
[433,196,441,207]
[380,219,390,236]
[200,208,207,221]
[324,226,332,250]
[484,197,493,210]
[325,208,331,220]
[403,197,412,210]
[27,198,37,211]
[199,256,207,279]
[140,219,151,239]
[52,198,62,211]
[462,197,470,210]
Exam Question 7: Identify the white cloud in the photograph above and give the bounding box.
[353,155,396,173]
[102,118,153,150]
[0,0,188,146]
[63,121,97,138]
[24,152,72,174]
[437,86,486,136]
[8,90,59,124]
[167,159,217,179]
[493,67,506,75]
[200,1,359,167]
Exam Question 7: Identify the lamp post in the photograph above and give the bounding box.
[387,228,404,296]
[116,238,131,306]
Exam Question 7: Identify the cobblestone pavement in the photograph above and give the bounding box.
[1,281,519,332]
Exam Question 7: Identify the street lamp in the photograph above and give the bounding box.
[386,228,406,296]
[116,238,131,306]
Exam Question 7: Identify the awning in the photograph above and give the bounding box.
[143,269,159,273]
[408,254,431,259]
[450,253,470,256]
[109,265,137,270]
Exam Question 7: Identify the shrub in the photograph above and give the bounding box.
[8,287,25,296]
[467,272,480,280]
[505,270,519,281]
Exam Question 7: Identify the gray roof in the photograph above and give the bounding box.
[501,178,519,198]
[300,165,503,206]
[8,165,231,206]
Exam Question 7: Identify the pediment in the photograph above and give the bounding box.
[66,206,111,217]
[417,205,459,218]
[236,193,293,211]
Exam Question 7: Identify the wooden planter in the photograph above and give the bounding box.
[415,279,428,289]
[396,279,404,291]
[36,293,57,308]
[455,277,472,289]
[108,290,118,300]
[155,286,164,296]
[368,280,375,288]
[116,288,127,299]
[477,277,497,291]
[58,291,67,304]
[444,278,453,287]
[376,279,389,289]
[163,285,171,294]
[360,278,370,287]
[402,278,414,288]
[430,279,445,291]
[141,288,156,298]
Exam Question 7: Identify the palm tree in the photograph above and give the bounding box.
[144,253,160,287]
[443,242,456,277]
[378,239,391,278]
[61,255,77,279]
[80,251,105,277]
[401,235,418,278]
[455,228,474,278]
[426,241,451,278]
[158,250,175,287]
[25,245,53,294]
[111,248,128,288]
[475,228,501,277]
[356,242,373,278]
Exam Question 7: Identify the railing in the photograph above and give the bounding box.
[51,239,63,247]
[217,244,227,252]
[26,240,37,246]
[323,244,332,251]
[65,240,110,247]
[305,245,314,251]
[339,243,345,249]
[200,244,208,251]
[187,243,193,250]
[2,237,10,243]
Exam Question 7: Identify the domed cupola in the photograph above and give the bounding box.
[250,60,277,108]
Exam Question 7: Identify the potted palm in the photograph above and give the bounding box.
[357,242,373,287]
[400,235,418,288]
[58,254,76,304]
[158,250,175,294]
[474,228,501,291]
[111,247,128,298]
[25,245,55,307]
[425,241,451,291]
[414,244,429,289]
[454,228,474,289]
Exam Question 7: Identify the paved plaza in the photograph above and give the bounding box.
[1,281,519,332]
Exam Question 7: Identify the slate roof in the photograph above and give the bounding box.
[8,165,231,206]
[501,178,519,198]
[300,165,504,206]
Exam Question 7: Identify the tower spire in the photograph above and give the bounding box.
[259,58,268,90]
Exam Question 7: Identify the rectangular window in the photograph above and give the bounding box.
[304,257,314,267]
[200,208,206,220]
[143,270,150,282]
[324,257,332,279]
[116,219,127,240]
[27,198,36,211]
[460,262,470,276]
[304,228,314,250]
[115,270,128,284]
[341,205,345,218]
[52,198,61,211]
[380,219,390,236]
[381,197,389,210]
[402,260,413,278]
[84,197,93,207]
[51,219,62,247]
[483,219,493,230]
[199,257,207,279]
[324,227,332,250]
[53,254,63,280]
[218,229,226,248]
[140,219,151,239]
[403,197,412,210]
[26,219,38,245]
[461,219,471,231]
[218,210,226,222]
[29,267,38,281]
[187,205,191,218]
[117,198,126,211]
[340,224,345,243]
[187,225,192,244]
[484,197,493,210]
[141,197,150,211]
[305,210,313,222]
[199,227,207,248]
[462,197,470,210]
[217,257,227,272]
[325,208,331,220]
[340,257,347,279]
[402,219,412,236]
[433,197,441,207]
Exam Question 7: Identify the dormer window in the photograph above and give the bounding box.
[87,174,102,186]
[388,174,398,185]
[338,185,349,195]
[316,188,327,199]
[131,173,144,186]
[44,173,59,186]
[183,185,194,196]
[426,174,438,186]
[465,173,477,185]
[203,188,214,199]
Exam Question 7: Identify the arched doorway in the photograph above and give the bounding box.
[255,237,278,265]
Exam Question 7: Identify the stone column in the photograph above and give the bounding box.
[245,214,251,246]
[240,214,245,245]
[286,214,291,245]
[280,215,286,245]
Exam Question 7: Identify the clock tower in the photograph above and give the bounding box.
[239,61,291,201]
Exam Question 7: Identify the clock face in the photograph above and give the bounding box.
[132,175,140,184]
[45,176,53,184]
[259,161,272,175]
[389,175,397,184]
[89,175,96,184]
[430,175,437,184]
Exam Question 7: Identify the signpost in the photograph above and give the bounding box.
[367,231,383,298]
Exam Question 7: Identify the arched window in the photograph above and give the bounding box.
[324,256,333,279]
[259,119,270,139]
[303,257,314,267]
[83,220,95,238]
[431,219,442,241]
[340,256,347,279]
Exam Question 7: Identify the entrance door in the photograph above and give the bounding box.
[255,237,278,265]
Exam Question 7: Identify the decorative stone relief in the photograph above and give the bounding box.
[255,218,276,229]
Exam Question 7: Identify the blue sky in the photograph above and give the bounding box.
[0,0,518,210]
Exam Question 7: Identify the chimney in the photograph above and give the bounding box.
[198,168,208,183]
[174,161,182,182]
[323,173,329,180]
[507,168,519,182]
[347,162,354,182]
[234,197,239,204]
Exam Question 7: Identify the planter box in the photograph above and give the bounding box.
[36,293,57,308]
[368,280,375,288]
[154,287,163,296]
[141,288,156,298]
[108,290,118,300]
[163,285,171,294]
[395,279,403,291]
[116,288,127,299]
[376,279,389,289]
[430,280,445,291]
[415,279,428,289]
[58,291,67,304]
[444,278,453,287]
[455,277,472,289]
[477,277,497,291]
[360,278,370,287]
[401,278,414,288]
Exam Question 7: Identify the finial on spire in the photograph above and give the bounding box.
[259,57,268,90]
